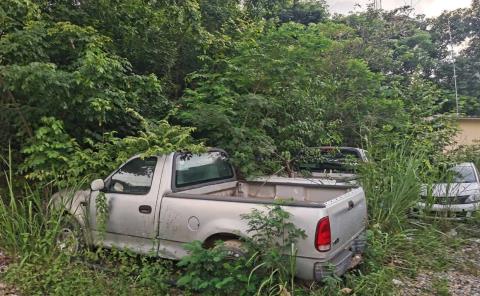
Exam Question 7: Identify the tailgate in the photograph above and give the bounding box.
[323,187,367,253]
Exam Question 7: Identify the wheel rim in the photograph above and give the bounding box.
[224,246,247,259]
[56,227,79,255]
[226,249,243,259]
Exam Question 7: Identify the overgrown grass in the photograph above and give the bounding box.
[0,150,66,258]
[359,143,427,231]
[4,248,174,295]
[176,205,305,295]
[0,152,171,295]
[307,222,462,296]
[306,141,468,295]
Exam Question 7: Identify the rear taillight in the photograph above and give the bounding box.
[315,217,331,252]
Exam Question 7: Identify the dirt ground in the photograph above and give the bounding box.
[401,237,480,296]
[1,230,479,295]
[0,250,17,296]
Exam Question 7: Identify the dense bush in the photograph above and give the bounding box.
[180,21,452,175]
[0,0,470,181]
[20,117,203,186]
[450,142,480,169]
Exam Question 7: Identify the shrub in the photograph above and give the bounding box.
[450,142,480,169]
[177,241,253,295]
[241,205,306,295]
[20,117,203,187]
[177,204,306,295]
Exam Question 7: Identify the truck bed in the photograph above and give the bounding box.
[164,177,367,280]
[178,178,357,204]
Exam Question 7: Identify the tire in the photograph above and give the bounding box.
[221,239,248,259]
[55,216,85,256]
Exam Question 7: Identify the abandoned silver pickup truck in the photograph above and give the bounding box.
[55,149,367,281]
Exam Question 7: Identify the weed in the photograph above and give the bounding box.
[2,143,478,296]
[242,205,306,295]
[177,241,253,295]
[0,149,66,258]
[432,277,450,296]
[360,143,433,231]
[177,205,306,295]
[95,191,109,241]
[0,151,173,295]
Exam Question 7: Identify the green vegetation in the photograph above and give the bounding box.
[177,205,306,295]
[1,0,480,295]
[1,158,475,295]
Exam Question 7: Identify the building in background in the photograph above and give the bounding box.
[455,118,480,146]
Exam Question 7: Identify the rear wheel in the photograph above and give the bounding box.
[221,239,247,259]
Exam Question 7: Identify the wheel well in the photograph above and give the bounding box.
[62,211,79,224]
[203,233,241,248]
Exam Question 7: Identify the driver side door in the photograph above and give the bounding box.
[89,156,163,254]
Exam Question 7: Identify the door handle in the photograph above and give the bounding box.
[139,205,152,214]
[348,200,355,210]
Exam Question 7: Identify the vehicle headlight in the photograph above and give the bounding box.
[464,194,480,204]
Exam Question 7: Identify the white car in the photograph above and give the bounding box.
[416,162,480,219]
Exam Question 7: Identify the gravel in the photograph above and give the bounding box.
[0,227,479,296]
[0,250,18,296]
[401,236,480,296]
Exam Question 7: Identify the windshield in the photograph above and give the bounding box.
[449,165,477,183]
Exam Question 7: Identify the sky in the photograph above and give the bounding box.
[327,0,472,17]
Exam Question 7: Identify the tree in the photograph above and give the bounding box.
[339,6,439,81]
[244,0,293,20]
[431,1,480,115]
[180,22,413,175]
[0,0,462,181]
[279,0,328,25]
[0,0,198,179]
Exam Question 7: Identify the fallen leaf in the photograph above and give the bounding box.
[340,287,352,294]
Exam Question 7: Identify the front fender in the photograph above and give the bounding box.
[51,189,90,227]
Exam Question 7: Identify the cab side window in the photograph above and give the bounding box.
[175,152,234,188]
[107,157,157,195]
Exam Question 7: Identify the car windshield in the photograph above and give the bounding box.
[449,165,477,183]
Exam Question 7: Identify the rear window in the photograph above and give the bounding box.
[298,148,363,173]
[175,151,234,188]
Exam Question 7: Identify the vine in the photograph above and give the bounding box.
[95,192,109,241]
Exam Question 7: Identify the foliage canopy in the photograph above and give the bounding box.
[0,0,475,182]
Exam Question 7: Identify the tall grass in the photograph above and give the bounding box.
[359,143,427,231]
[0,150,66,258]
[0,150,176,295]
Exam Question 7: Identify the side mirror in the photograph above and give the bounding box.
[90,179,105,191]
